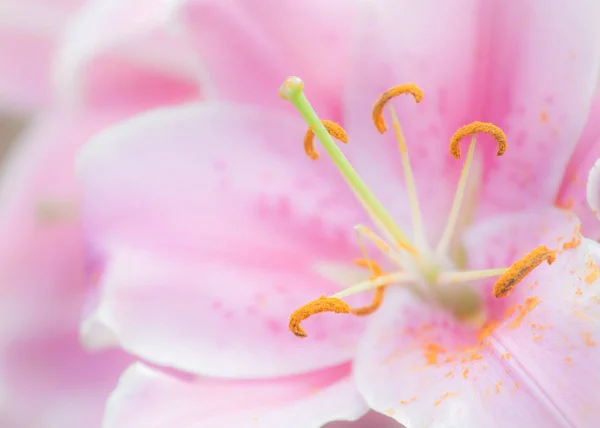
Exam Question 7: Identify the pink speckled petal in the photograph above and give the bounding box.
[462,207,582,271]
[343,0,486,243]
[103,362,367,428]
[355,289,568,427]
[53,0,200,109]
[77,103,369,377]
[179,0,354,120]
[473,1,600,214]
[355,208,599,427]
[344,0,600,242]
[556,93,600,240]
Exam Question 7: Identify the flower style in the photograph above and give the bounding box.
[74,1,600,427]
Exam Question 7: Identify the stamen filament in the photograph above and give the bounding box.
[354,224,410,267]
[438,268,509,285]
[389,105,427,250]
[279,76,414,251]
[332,271,411,299]
[436,136,476,256]
[352,259,386,316]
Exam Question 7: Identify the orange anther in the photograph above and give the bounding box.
[289,296,350,337]
[494,246,556,298]
[450,122,507,159]
[351,259,386,316]
[372,84,424,133]
[303,120,348,160]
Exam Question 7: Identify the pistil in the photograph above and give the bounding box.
[279,77,415,252]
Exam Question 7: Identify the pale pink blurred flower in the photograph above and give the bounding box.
[0,0,84,111]
[74,1,600,427]
[0,0,205,426]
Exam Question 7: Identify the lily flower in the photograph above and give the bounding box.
[77,1,600,426]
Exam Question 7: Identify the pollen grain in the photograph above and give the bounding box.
[372,84,424,133]
[450,122,507,159]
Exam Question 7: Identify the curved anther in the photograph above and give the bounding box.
[303,120,348,160]
[450,121,507,159]
[493,246,556,298]
[289,296,351,337]
[372,84,424,133]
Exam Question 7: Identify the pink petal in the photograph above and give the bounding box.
[53,0,200,109]
[342,0,487,243]
[474,1,600,214]
[103,362,367,428]
[85,245,368,378]
[77,103,369,377]
[461,207,581,322]
[180,0,354,120]
[556,93,600,240]
[344,0,600,241]
[355,209,598,426]
[0,331,131,428]
[0,0,84,111]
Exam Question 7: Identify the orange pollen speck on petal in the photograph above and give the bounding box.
[561,224,582,251]
[349,259,387,316]
[372,83,424,133]
[449,121,507,159]
[585,257,600,284]
[509,296,541,329]
[434,392,458,406]
[303,120,348,160]
[423,343,447,365]
[493,246,556,298]
[289,296,350,338]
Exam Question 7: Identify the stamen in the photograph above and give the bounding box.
[389,105,427,249]
[438,268,509,285]
[436,135,477,256]
[279,76,414,250]
[372,84,424,133]
[450,121,507,159]
[289,296,351,337]
[332,271,411,298]
[351,259,386,316]
[303,120,348,160]
[493,246,556,298]
[354,224,412,263]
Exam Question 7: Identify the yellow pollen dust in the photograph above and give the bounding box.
[289,260,387,337]
[450,121,507,159]
[493,246,556,298]
[372,83,424,133]
[304,120,348,160]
